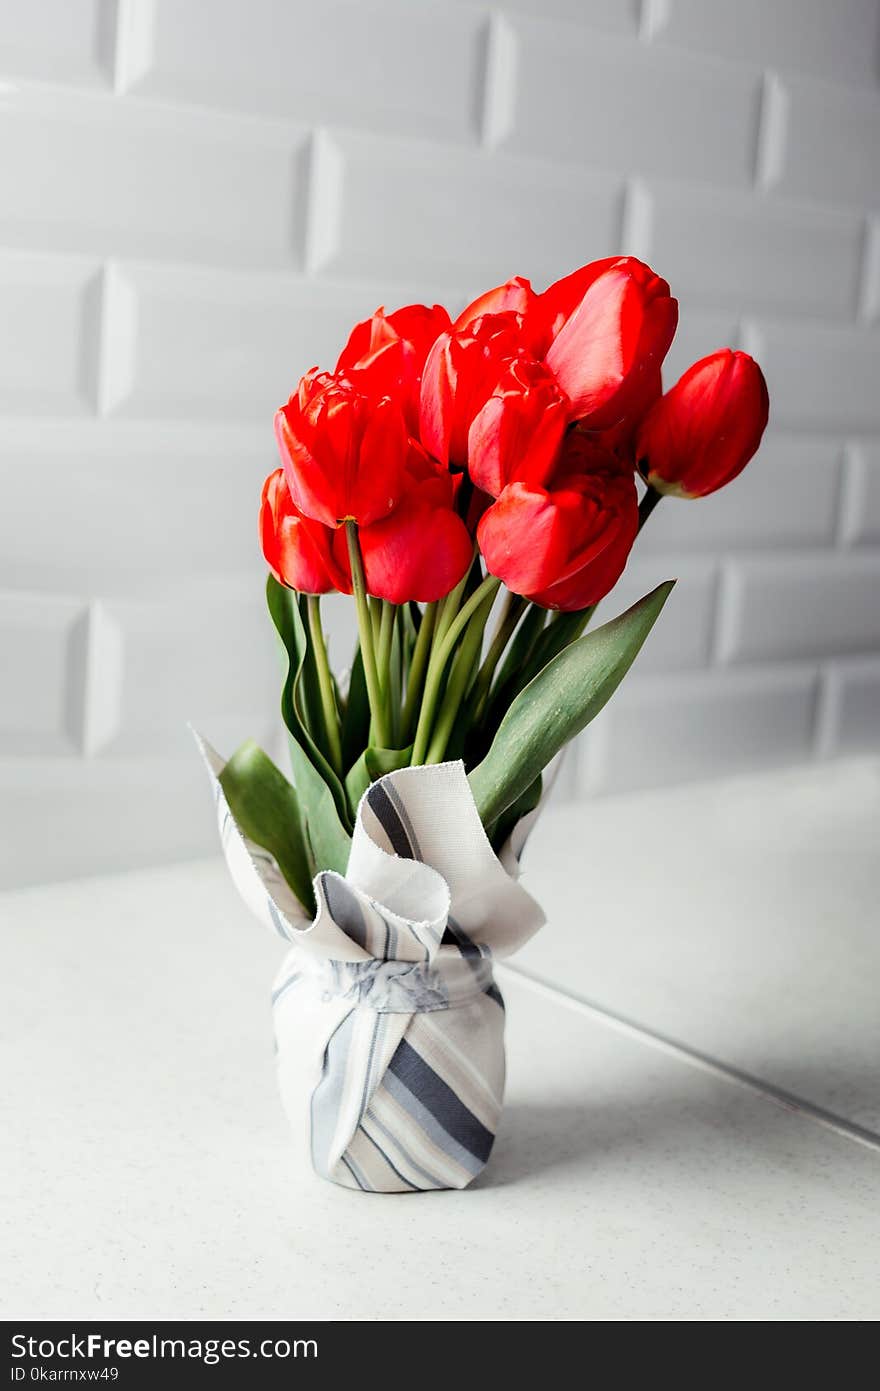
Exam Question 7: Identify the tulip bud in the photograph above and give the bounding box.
[477,436,638,611]
[358,445,473,604]
[336,303,451,433]
[275,369,409,528]
[540,256,678,430]
[260,469,351,595]
[635,349,769,498]
[467,355,569,498]
[419,312,524,469]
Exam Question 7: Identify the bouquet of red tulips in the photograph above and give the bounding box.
[201,255,768,1193]
[220,255,768,914]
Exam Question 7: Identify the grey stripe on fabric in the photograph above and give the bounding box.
[358,1014,384,1124]
[367,1109,443,1190]
[384,780,422,860]
[271,971,301,1005]
[341,1155,367,1191]
[445,916,504,1008]
[267,898,293,941]
[359,1122,419,1192]
[366,782,414,859]
[388,1038,495,1164]
[321,874,367,948]
[382,1068,484,1178]
[310,1010,356,1178]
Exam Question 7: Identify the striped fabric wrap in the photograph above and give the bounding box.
[197,734,546,1193]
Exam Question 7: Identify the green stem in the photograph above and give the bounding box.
[306,595,343,776]
[471,591,527,720]
[425,587,497,764]
[411,575,501,766]
[638,484,663,531]
[401,602,437,738]
[376,600,394,691]
[345,522,391,748]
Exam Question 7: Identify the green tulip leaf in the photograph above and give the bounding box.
[218,739,316,917]
[266,575,353,874]
[345,744,413,811]
[468,581,676,828]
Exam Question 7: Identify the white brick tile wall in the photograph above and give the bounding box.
[581,664,819,793]
[324,131,623,289]
[818,658,880,755]
[501,16,763,187]
[717,554,880,665]
[648,0,880,87]
[637,435,843,554]
[1,0,878,884]
[770,73,880,208]
[743,320,880,432]
[840,441,880,547]
[603,557,718,673]
[0,86,309,269]
[643,182,866,319]
[103,580,280,757]
[0,594,88,756]
[0,250,101,415]
[0,0,114,87]
[127,0,488,142]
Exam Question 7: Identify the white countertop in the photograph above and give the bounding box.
[2,759,879,1321]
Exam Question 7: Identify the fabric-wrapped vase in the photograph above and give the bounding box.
[197,735,546,1193]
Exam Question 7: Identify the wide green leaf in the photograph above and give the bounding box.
[218,739,316,916]
[468,581,675,828]
[266,576,353,875]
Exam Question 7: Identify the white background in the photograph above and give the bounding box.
[2,0,879,886]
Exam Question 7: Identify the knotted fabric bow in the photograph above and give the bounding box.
[197,734,546,1192]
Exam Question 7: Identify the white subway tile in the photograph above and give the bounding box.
[663,308,739,385]
[0,0,113,87]
[650,0,880,87]
[0,250,99,415]
[127,0,486,142]
[327,130,622,288]
[647,182,864,318]
[0,755,220,888]
[718,553,880,664]
[0,593,86,755]
[103,263,411,420]
[492,0,639,31]
[0,423,272,594]
[581,665,819,793]
[773,73,880,208]
[0,87,308,268]
[102,578,280,757]
[840,440,880,546]
[502,16,762,186]
[821,658,880,755]
[602,557,717,673]
[743,319,880,432]
[638,433,843,554]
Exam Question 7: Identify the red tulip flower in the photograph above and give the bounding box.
[260,468,351,595]
[539,256,678,430]
[478,436,638,610]
[453,276,539,342]
[467,355,569,498]
[419,312,526,469]
[336,303,451,433]
[359,447,473,605]
[636,349,770,498]
[275,369,409,529]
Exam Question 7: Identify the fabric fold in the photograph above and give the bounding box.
[197,732,546,1191]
